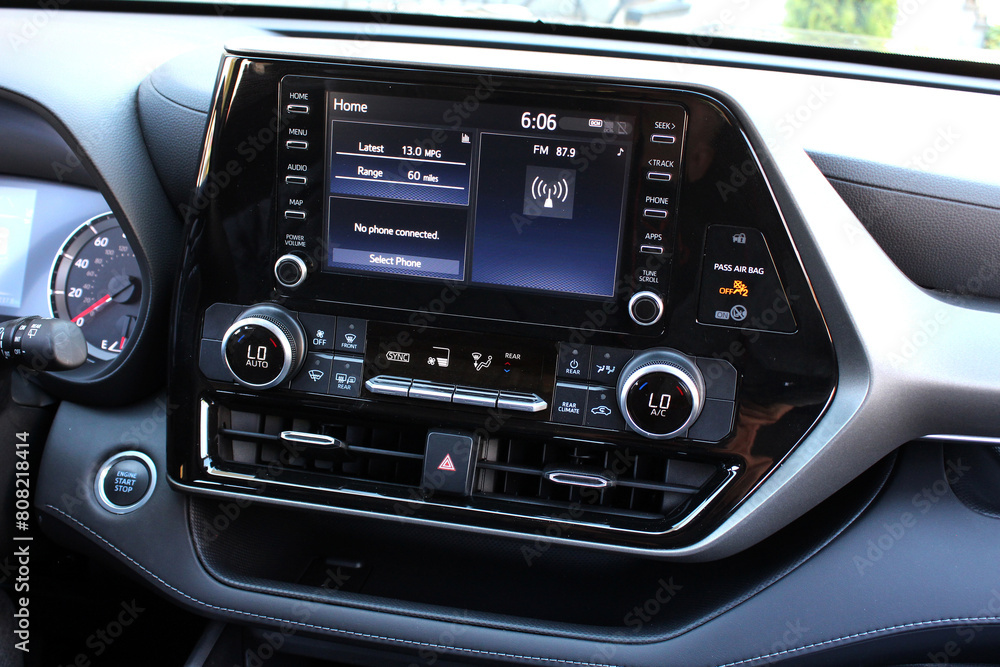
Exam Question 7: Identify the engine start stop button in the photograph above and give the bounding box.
[95,451,156,514]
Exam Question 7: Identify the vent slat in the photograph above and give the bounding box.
[218,427,279,442]
[477,461,543,475]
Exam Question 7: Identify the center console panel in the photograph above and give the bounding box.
[168,53,836,553]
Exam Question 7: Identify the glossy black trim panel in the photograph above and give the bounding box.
[168,54,837,552]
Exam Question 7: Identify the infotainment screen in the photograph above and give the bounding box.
[324,92,634,299]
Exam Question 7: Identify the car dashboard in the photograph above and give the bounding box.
[3,6,1000,666]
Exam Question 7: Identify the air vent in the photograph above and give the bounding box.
[473,437,727,529]
[196,401,738,540]
[206,403,426,494]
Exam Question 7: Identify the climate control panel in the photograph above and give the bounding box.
[200,302,737,443]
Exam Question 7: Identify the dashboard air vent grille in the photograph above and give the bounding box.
[209,404,426,491]
[473,437,722,524]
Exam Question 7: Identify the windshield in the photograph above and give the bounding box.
[226,0,1000,64]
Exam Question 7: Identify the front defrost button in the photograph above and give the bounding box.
[335,318,367,353]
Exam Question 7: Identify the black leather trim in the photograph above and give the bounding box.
[37,395,1000,666]
[946,443,1000,519]
[185,450,894,642]
[810,151,1000,299]
[137,75,209,214]
[0,98,94,188]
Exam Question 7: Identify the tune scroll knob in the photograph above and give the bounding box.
[617,349,705,440]
[221,304,306,390]
[628,291,664,326]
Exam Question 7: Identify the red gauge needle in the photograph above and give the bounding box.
[74,294,112,322]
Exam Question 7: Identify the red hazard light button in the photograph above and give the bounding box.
[422,431,476,496]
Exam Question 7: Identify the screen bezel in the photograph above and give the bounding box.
[277,73,686,336]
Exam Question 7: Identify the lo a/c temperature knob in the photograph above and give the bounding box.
[617,349,705,440]
[221,304,305,390]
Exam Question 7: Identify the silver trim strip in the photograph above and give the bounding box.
[365,376,412,397]
[194,463,741,544]
[452,386,499,408]
[496,391,548,413]
[199,400,211,460]
[408,381,455,402]
[921,434,1000,446]
[197,401,740,543]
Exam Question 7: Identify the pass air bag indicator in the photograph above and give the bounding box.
[697,225,796,333]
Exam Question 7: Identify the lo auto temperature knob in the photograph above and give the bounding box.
[221,304,306,389]
[617,349,705,439]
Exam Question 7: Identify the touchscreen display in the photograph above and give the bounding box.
[325,92,634,298]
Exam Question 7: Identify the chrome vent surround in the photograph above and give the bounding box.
[198,400,738,535]
[203,402,426,494]
[473,437,730,528]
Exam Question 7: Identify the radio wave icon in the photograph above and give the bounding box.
[531,176,570,209]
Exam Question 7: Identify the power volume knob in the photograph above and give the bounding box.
[275,254,308,288]
[221,304,306,390]
[617,349,705,440]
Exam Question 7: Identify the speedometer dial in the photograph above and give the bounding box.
[49,213,142,361]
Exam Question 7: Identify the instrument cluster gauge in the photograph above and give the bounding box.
[49,213,142,361]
